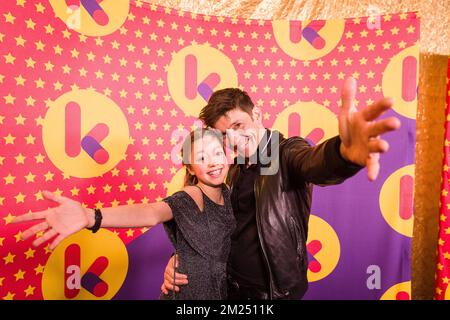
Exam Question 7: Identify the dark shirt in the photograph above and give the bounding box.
[161,185,235,300]
[228,130,271,290]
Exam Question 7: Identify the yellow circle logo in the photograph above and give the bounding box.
[272,101,338,145]
[42,229,128,300]
[167,45,238,117]
[382,46,419,119]
[379,165,415,237]
[306,214,341,282]
[272,19,345,60]
[380,281,411,300]
[49,0,130,36]
[166,168,187,197]
[42,89,129,178]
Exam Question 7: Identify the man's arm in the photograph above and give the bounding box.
[285,77,400,185]
[284,135,363,186]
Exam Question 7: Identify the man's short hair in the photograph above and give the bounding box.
[199,88,254,128]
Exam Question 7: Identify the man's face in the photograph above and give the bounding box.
[213,107,263,158]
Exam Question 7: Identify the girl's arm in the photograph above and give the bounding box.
[85,201,173,229]
[12,190,173,249]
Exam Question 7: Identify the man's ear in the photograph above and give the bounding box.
[252,107,262,124]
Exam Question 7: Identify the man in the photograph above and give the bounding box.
[161,77,400,300]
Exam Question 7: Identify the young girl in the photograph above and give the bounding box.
[12,128,236,300]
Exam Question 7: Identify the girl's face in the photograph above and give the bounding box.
[188,134,228,187]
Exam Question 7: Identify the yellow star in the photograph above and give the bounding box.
[4,93,15,104]
[44,244,52,254]
[25,96,36,106]
[70,187,80,196]
[443,277,450,284]
[45,24,54,34]
[34,190,44,201]
[436,287,443,295]
[25,18,36,29]
[79,34,87,43]
[444,251,450,260]
[14,192,26,204]
[44,61,54,71]
[44,171,54,182]
[35,40,45,51]
[0,277,4,286]
[35,78,45,88]
[118,183,127,192]
[126,198,135,205]
[3,252,15,264]
[25,57,36,68]
[15,74,26,86]
[110,168,120,176]
[439,238,445,246]
[141,198,149,205]
[81,184,96,196]
[14,153,26,164]
[126,229,135,237]
[34,264,45,275]
[103,184,112,193]
[94,201,104,209]
[54,45,63,55]
[126,167,135,176]
[16,0,26,7]
[35,153,45,163]
[14,231,22,242]
[4,173,16,185]
[24,134,35,146]
[4,12,16,24]
[24,285,35,297]
[111,199,120,207]
[62,29,71,39]
[0,237,4,246]
[15,115,27,127]
[3,292,15,300]
[4,53,15,64]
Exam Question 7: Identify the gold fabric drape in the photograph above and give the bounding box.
[142,0,450,299]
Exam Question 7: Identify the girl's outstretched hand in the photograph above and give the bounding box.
[12,190,91,250]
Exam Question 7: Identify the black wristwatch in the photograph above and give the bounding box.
[87,208,103,233]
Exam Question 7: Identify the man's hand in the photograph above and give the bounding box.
[11,191,91,250]
[160,254,189,295]
[339,77,401,181]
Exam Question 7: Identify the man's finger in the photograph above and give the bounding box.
[368,117,401,137]
[340,77,357,116]
[21,221,49,240]
[12,211,47,224]
[368,139,389,153]
[161,284,168,295]
[366,153,380,181]
[361,98,394,121]
[32,229,57,247]
[164,270,188,285]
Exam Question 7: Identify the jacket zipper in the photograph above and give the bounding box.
[254,179,274,299]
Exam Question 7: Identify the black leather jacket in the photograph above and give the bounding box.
[226,132,362,300]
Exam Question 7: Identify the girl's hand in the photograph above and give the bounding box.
[12,191,91,250]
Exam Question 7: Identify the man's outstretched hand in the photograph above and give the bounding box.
[339,77,401,181]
